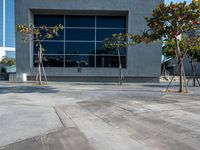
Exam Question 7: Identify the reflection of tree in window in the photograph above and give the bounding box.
[65,55,94,67]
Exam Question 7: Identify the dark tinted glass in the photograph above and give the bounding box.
[66,29,95,41]
[65,55,94,67]
[34,55,64,67]
[66,16,95,27]
[34,15,64,27]
[34,42,64,54]
[97,16,126,28]
[96,29,126,41]
[96,42,126,55]
[66,42,95,54]
[34,28,64,40]
[32,15,127,68]
[96,56,126,68]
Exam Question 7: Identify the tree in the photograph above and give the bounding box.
[17,24,63,85]
[184,33,200,86]
[163,34,200,88]
[0,56,16,66]
[104,33,141,85]
[140,1,200,92]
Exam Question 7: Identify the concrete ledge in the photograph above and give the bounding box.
[27,76,160,83]
[8,73,16,82]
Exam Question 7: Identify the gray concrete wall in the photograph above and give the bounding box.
[15,0,163,82]
[167,57,200,76]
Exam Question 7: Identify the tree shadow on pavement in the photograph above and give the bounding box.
[142,84,179,88]
[71,82,118,86]
[0,85,59,94]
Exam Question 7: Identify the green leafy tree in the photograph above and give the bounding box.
[104,33,141,85]
[163,33,200,87]
[140,1,200,92]
[17,24,63,85]
[180,33,200,86]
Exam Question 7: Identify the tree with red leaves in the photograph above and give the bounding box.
[141,0,200,92]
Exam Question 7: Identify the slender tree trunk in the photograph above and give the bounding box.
[174,38,183,92]
[38,44,42,85]
[166,74,175,92]
[179,60,183,92]
[182,61,188,93]
[191,59,196,86]
[117,48,123,85]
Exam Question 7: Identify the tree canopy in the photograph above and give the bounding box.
[143,1,200,42]
[17,24,63,52]
[163,33,200,60]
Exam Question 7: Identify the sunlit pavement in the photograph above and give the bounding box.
[0,81,200,150]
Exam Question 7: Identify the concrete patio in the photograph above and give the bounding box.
[0,81,200,150]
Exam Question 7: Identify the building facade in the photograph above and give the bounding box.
[15,0,163,82]
[0,0,15,60]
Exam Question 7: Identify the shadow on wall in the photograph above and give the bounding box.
[165,57,200,76]
[0,85,59,94]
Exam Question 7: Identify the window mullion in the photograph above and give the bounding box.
[64,15,66,68]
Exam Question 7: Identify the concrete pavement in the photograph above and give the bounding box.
[0,81,200,150]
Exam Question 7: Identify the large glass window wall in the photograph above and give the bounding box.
[5,0,15,47]
[34,15,127,68]
[0,0,3,46]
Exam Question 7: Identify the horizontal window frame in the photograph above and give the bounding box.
[35,26,127,30]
